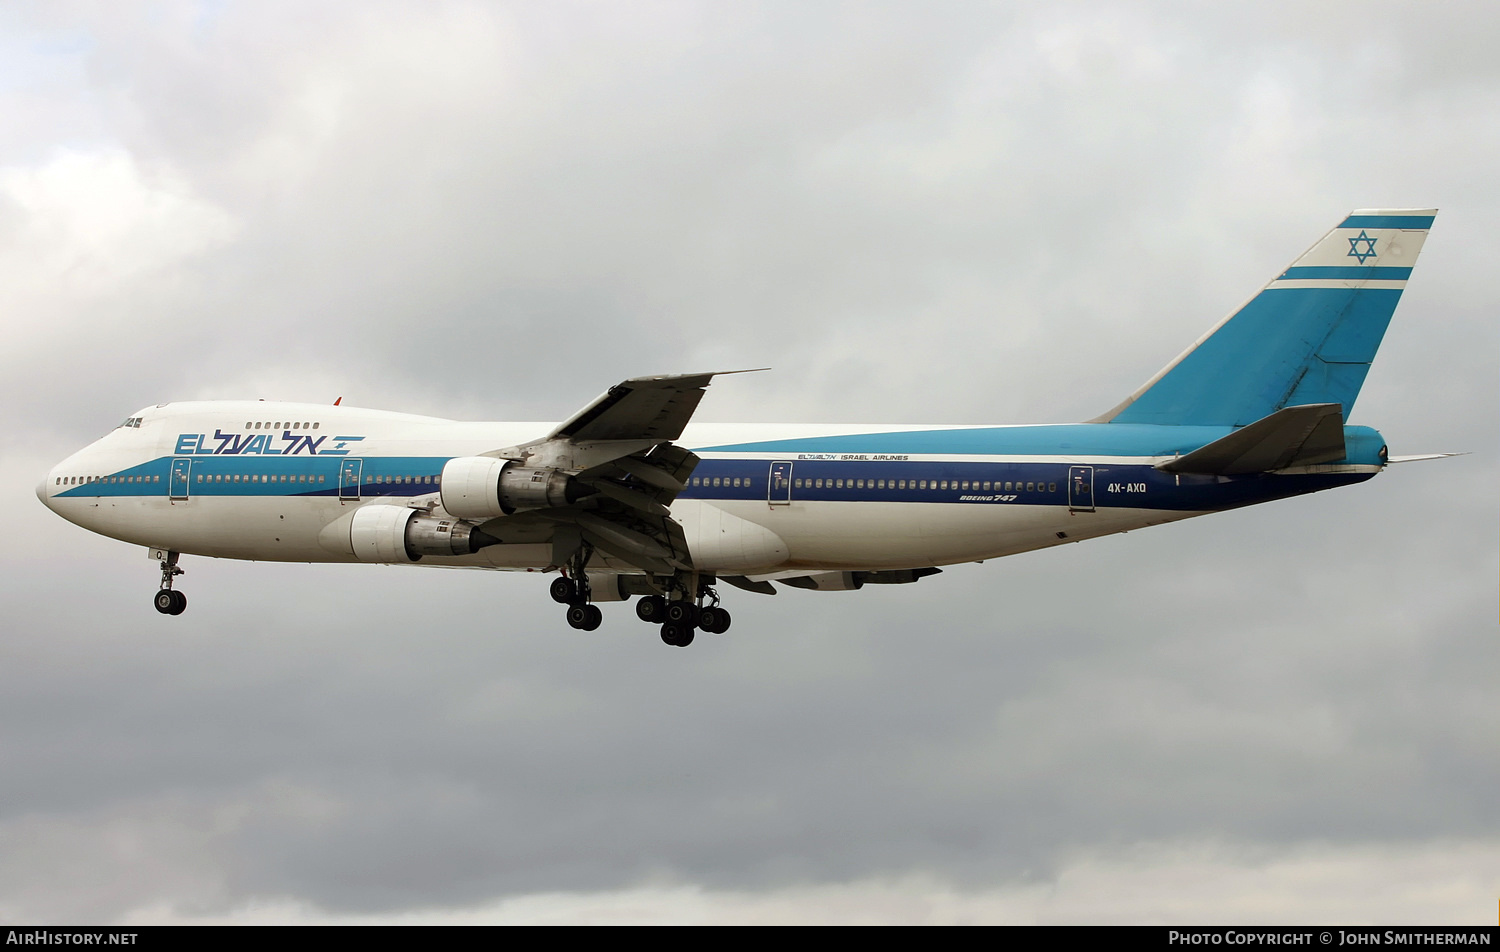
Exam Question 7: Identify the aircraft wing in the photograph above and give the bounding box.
[478,369,766,576]
[548,369,768,443]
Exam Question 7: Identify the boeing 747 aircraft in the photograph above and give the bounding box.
[38,209,1442,646]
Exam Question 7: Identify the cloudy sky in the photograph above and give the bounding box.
[2,0,1496,925]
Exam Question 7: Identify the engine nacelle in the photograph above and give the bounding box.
[440,457,592,519]
[349,506,490,563]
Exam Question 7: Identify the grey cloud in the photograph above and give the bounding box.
[1,0,1495,923]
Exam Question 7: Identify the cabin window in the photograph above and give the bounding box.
[313,423,319,429]
[1026,482,1035,491]
[1048,482,1057,492]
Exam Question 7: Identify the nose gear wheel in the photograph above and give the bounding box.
[153,552,187,615]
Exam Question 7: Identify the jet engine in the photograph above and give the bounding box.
[349,505,496,563]
[439,457,595,519]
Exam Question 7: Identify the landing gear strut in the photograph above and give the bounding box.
[154,551,186,615]
[558,545,602,631]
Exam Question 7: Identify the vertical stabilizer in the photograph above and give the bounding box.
[1095,209,1436,426]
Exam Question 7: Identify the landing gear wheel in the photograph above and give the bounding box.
[664,601,698,627]
[636,595,667,624]
[550,577,577,604]
[698,606,731,634]
[661,622,694,647]
[154,552,186,615]
[565,604,593,629]
[580,604,602,631]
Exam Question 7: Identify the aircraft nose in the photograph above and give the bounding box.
[36,473,52,509]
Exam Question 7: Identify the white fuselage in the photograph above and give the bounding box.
[38,400,1210,579]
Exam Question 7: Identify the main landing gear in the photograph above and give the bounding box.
[637,577,731,647]
[154,551,187,615]
[551,549,602,631]
[548,557,733,646]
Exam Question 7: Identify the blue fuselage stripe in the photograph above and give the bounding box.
[681,459,1372,511]
[57,456,449,499]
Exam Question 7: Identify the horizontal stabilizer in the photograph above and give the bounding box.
[1157,403,1346,475]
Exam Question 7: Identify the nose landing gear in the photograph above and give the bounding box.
[154,552,186,615]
